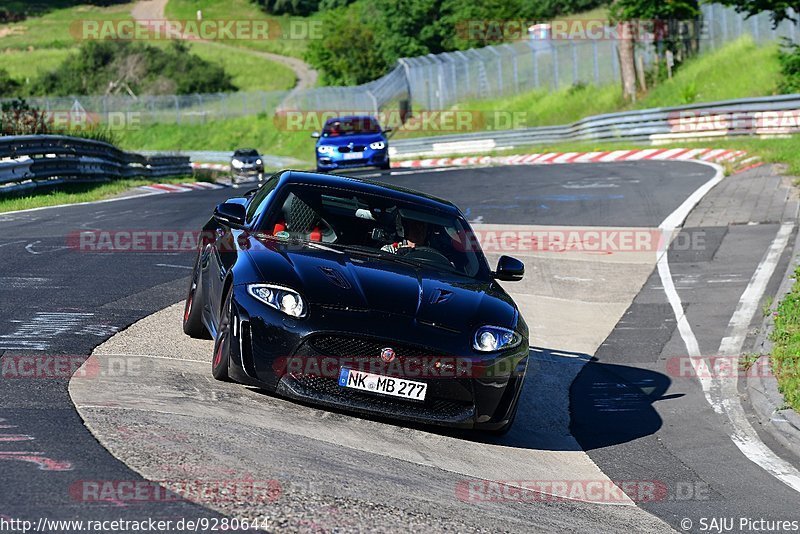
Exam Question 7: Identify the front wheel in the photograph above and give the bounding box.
[183,252,211,339]
[379,158,391,170]
[211,287,235,381]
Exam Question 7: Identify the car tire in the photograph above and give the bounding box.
[380,159,391,170]
[211,286,235,382]
[316,167,327,173]
[183,252,211,339]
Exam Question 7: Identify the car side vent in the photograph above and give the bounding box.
[319,266,352,289]
[430,288,453,304]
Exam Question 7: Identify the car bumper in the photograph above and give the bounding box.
[316,149,389,170]
[227,286,528,430]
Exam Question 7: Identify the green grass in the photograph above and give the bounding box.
[640,37,781,107]
[186,41,295,91]
[0,2,135,50]
[770,267,800,412]
[438,36,781,136]
[0,1,297,92]
[116,113,313,163]
[0,176,195,213]
[0,48,71,82]
[165,0,316,58]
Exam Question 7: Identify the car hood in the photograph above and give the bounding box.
[243,239,516,332]
[317,133,385,147]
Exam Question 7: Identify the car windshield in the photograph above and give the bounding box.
[257,184,485,278]
[322,117,381,136]
[234,149,259,157]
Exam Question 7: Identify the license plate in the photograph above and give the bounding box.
[343,152,363,160]
[338,368,427,401]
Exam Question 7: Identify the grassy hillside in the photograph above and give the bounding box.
[165,0,314,58]
[446,36,780,133]
[0,1,296,93]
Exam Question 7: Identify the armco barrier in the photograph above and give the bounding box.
[389,94,800,158]
[0,135,192,194]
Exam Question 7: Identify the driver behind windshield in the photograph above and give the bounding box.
[381,219,428,254]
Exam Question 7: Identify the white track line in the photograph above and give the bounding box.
[656,163,800,493]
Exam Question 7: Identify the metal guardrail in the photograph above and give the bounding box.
[0,135,192,194]
[389,94,800,158]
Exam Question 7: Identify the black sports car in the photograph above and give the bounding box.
[183,170,529,433]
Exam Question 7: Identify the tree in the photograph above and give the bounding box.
[610,0,700,101]
[718,0,800,26]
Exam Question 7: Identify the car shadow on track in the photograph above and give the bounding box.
[567,354,679,451]
[247,346,675,452]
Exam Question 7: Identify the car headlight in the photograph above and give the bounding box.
[231,159,243,169]
[317,145,336,154]
[255,159,262,165]
[369,141,386,150]
[247,284,306,318]
[473,326,521,352]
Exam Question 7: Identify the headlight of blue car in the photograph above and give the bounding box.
[317,145,336,154]
[369,141,386,150]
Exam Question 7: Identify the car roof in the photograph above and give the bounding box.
[276,170,460,214]
[324,115,377,124]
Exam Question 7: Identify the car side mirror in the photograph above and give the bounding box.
[494,255,524,281]
[311,131,320,138]
[213,201,246,228]
[383,127,393,133]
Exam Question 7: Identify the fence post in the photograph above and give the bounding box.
[571,42,578,84]
[708,3,715,49]
[752,15,759,42]
[174,95,180,124]
[722,7,728,42]
[592,41,599,84]
[552,44,560,90]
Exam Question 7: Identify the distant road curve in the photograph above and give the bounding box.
[131,0,319,91]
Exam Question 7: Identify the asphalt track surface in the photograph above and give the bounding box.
[1,162,799,532]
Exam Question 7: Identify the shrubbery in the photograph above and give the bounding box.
[32,40,236,96]
[778,39,800,93]
[305,0,610,85]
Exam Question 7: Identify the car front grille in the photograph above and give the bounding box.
[307,335,439,360]
[337,145,366,153]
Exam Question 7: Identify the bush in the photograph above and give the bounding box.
[0,99,49,136]
[252,0,322,16]
[0,69,21,98]
[306,0,611,86]
[0,98,117,144]
[778,39,800,93]
[32,40,236,96]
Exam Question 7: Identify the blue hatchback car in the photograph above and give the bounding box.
[312,116,392,172]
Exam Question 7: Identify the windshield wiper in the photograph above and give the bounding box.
[330,244,421,268]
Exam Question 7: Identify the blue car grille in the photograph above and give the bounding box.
[338,145,366,153]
